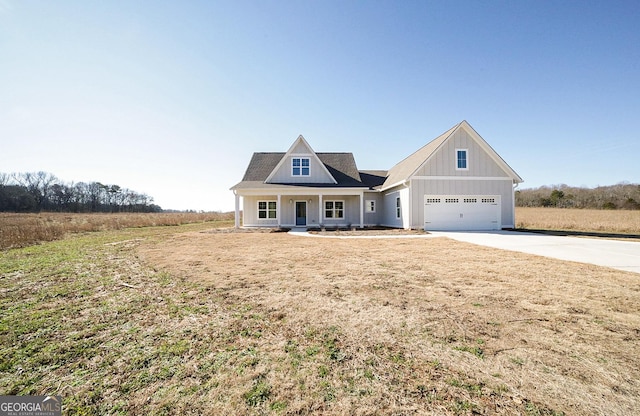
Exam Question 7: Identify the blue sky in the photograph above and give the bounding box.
[1,1,638,211]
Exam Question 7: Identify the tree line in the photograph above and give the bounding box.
[516,183,640,210]
[0,172,161,213]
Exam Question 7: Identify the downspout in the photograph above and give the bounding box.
[512,181,519,229]
[233,190,240,229]
[406,180,412,230]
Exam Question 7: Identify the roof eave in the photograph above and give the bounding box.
[379,180,410,192]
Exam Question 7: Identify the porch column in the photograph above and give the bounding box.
[277,194,281,227]
[318,194,323,226]
[359,192,364,228]
[234,192,240,228]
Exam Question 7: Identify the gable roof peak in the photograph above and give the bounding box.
[455,121,523,183]
[263,134,338,184]
[381,120,522,190]
[287,134,311,151]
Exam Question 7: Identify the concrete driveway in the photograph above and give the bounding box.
[429,231,640,274]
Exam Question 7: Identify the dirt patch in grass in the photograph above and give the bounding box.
[134,229,640,415]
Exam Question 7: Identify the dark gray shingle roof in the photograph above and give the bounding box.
[233,152,371,189]
[358,170,388,188]
[241,153,284,181]
[317,153,362,186]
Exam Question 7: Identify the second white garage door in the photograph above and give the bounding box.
[424,195,501,231]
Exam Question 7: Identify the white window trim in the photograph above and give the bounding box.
[291,157,310,177]
[324,200,345,219]
[455,148,469,171]
[257,200,277,220]
[396,197,401,218]
[365,200,376,213]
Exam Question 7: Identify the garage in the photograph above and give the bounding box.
[424,195,501,231]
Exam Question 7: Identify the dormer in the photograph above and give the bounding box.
[264,135,338,184]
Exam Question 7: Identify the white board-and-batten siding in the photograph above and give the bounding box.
[381,187,410,229]
[242,195,279,227]
[417,128,509,178]
[363,192,383,226]
[267,154,335,184]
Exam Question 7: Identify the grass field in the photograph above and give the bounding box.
[1,208,638,251]
[1,219,639,415]
[516,207,640,235]
[0,212,234,250]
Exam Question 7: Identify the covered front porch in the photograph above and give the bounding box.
[233,189,368,229]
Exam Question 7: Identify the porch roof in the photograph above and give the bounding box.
[231,181,369,191]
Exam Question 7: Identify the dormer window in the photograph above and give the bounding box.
[456,149,468,170]
[292,157,310,176]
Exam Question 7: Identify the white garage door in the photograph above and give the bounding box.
[424,195,501,231]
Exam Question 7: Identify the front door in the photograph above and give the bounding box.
[295,201,307,226]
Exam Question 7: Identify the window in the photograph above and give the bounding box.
[396,197,401,218]
[292,157,310,176]
[456,149,468,170]
[365,200,376,213]
[258,201,277,219]
[325,200,344,219]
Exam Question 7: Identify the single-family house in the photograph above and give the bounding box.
[230,120,523,230]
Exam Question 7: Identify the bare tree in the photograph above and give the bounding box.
[0,171,161,212]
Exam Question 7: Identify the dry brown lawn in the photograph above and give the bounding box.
[136,229,640,415]
[516,207,640,235]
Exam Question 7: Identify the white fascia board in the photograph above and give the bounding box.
[379,180,410,192]
[458,121,524,183]
[401,123,460,188]
[411,176,513,181]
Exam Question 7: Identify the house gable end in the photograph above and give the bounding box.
[264,135,338,184]
[414,121,523,182]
